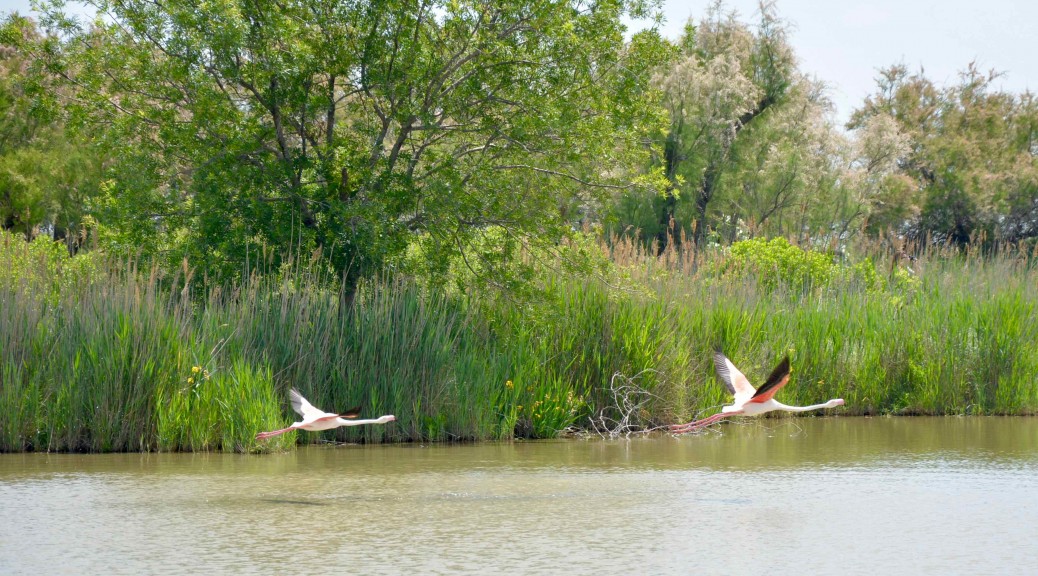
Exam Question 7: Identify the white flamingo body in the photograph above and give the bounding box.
[256,388,395,440]
[670,350,844,434]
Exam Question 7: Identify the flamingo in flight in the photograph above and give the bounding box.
[669,350,844,434]
[256,388,395,440]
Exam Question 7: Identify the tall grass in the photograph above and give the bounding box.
[2,230,1037,452]
[600,233,1038,419]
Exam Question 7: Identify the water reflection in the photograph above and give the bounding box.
[1,417,1037,575]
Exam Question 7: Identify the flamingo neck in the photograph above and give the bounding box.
[341,416,395,426]
[772,400,841,413]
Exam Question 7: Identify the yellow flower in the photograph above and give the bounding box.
[191,366,201,374]
[505,380,513,389]
[187,377,195,384]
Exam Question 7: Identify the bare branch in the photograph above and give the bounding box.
[585,371,668,438]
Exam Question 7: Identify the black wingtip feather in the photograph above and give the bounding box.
[338,406,362,419]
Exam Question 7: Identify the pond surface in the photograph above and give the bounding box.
[2,417,1037,575]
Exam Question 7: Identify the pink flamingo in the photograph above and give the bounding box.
[670,350,844,434]
[256,388,395,440]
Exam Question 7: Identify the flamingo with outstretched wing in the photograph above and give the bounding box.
[256,388,395,440]
[670,350,844,434]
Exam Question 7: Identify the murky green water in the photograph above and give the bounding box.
[2,417,1037,575]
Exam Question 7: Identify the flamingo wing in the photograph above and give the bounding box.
[713,350,756,403]
[338,406,362,419]
[749,356,791,403]
[289,388,327,419]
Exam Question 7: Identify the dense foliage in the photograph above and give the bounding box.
[3,1,1037,272]
[2,2,1038,452]
[5,0,668,290]
[0,29,101,244]
[3,229,1036,452]
[850,64,1038,245]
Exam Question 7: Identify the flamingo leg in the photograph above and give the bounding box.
[669,412,734,434]
[668,414,719,434]
[255,426,296,440]
[669,414,722,434]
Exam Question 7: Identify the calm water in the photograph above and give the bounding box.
[2,417,1037,575]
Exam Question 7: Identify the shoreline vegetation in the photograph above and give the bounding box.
[2,230,1036,453]
[3,2,1038,454]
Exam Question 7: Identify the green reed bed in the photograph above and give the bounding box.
[611,235,1038,420]
[2,230,1037,453]
[0,234,524,450]
[0,235,288,452]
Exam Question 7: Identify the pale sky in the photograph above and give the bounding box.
[2,0,1035,126]
[657,1,1037,126]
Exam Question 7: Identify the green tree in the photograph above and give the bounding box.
[0,17,101,245]
[850,63,1038,245]
[648,0,795,250]
[608,2,918,254]
[718,78,857,244]
[17,0,667,290]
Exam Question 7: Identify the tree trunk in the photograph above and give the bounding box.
[656,132,681,254]
[692,163,718,246]
[689,95,777,248]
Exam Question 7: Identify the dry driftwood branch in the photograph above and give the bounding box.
[585,370,670,439]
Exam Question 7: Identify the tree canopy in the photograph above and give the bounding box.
[850,63,1038,246]
[2,0,1036,292]
[8,0,668,289]
[0,23,101,245]
[609,1,858,251]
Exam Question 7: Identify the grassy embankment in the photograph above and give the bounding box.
[2,231,1036,452]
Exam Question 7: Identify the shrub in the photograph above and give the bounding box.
[718,237,836,290]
